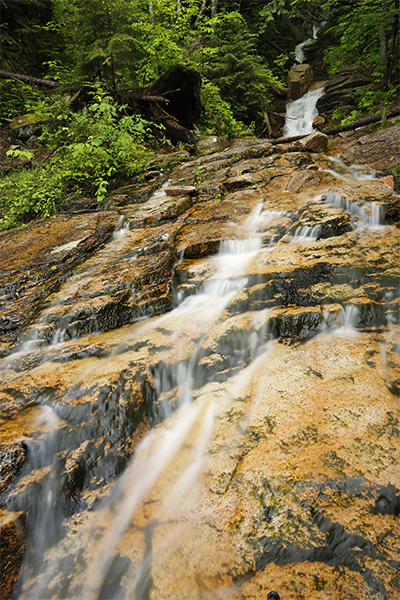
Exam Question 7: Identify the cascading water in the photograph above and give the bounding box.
[283,87,325,137]
[2,135,400,599]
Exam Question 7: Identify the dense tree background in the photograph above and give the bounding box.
[1,0,399,125]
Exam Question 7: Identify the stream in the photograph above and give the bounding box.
[1,91,399,600]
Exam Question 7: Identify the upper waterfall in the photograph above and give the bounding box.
[283,86,325,137]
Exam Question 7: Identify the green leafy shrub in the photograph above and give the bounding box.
[353,86,398,112]
[1,90,156,229]
[339,110,362,126]
[0,166,66,230]
[0,79,49,124]
[198,80,252,137]
[43,89,154,201]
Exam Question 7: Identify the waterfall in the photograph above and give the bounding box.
[283,86,325,137]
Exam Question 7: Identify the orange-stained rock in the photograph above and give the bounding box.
[287,64,314,100]
[0,509,27,600]
[0,211,119,353]
[381,175,395,189]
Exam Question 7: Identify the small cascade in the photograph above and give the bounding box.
[317,155,377,181]
[324,190,381,228]
[283,86,325,137]
[295,24,321,63]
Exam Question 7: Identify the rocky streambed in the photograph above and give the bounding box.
[0,125,399,600]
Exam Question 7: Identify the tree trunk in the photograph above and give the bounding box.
[195,0,208,25]
[380,0,389,88]
[0,70,62,88]
[322,107,400,135]
[262,108,273,138]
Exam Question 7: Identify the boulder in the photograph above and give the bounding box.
[196,136,230,156]
[312,115,325,129]
[287,64,313,99]
[299,131,328,152]
[10,113,49,147]
[165,185,197,197]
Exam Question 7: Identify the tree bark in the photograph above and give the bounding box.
[263,110,272,138]
[0,70,62,88]
[380,0,389,88]
[195,0,208,25]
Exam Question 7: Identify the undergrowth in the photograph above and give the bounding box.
[0,89,155,230]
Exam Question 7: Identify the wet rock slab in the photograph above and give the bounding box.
[0,509,26,600]
[0,211,119,354]
[0,135,399,599]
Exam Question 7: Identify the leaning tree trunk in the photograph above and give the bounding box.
[380,0,389,88]
[0,71,62,88]
[195,0,208,24]
[386,0,399,85]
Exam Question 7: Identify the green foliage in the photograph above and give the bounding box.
[339,110,362,126]
[193,11,283,130]
[6,149,35,163]
[0,79,48,124]
[0,0,61,74]
[0,90,156,229]
[198,80,252,137]
[44,90,153,201]
[353,86,398,111]
[323,0,399,86]
[331,107,362,126]
[54,0,193,90]
[0,166,66,230]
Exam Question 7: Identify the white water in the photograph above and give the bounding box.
[11,190,342,599]
[317,155,377,182]
[324,190,381,228]
[295,24,321,62]
[283,86,325,137]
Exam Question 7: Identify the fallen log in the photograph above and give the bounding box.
[266,107,400,145]
[321,107,400,135]
[0,70,62,88]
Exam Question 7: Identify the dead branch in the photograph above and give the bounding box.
[0,70,62,88]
